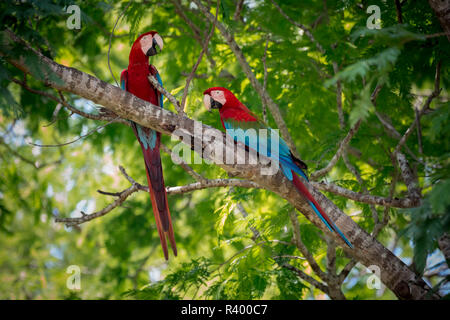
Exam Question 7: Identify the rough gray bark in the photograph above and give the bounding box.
[428,0,450,41]
[0,30,440,300]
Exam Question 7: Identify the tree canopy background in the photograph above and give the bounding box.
[0,0,449,300]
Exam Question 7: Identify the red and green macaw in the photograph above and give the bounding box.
[120,31,177,260]
[203,87,353,248]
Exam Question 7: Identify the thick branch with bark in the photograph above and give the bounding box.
[0,30,439,300]
[428,0,450,41]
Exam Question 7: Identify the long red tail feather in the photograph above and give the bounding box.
[292,174,335,227]
[292,173,353,248]
[132,124,177,260]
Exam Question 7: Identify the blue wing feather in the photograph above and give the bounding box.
[155,71,164,109]
[223,119,308,181]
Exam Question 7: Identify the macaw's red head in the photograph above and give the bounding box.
[203,87,243,111]
[129,31,164,64]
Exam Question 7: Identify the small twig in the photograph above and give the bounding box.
[394,61,441,156]
[337,259,358,284]
[271,0,325,54]
[180,0,220,112]
[415,107,423,154]
[217,240,292,270]
[372,168,398,237]
[394,0,403,24]
[333,62,345,129]
[29,119,117,148]
[310,180,418,208]
[262,38,269,123]
[160,143,205,181]
[11,76,126,124]
[148,75,185,115]
[233,0,245,21]
[281,263,329,293]
[273,255,306,260]
[56,165,261,227]
[43,103,64,127]
[55,183,139,226]
[0,136,63,169]
[108,1,133,87]
[326,237,337,276]
[289,210,329,282]
[311,120,362,180]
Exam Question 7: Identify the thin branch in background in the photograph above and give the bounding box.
[160,143,204,181]
[262,38,269,124]
[11,76,126,124]
[29,119,117,148]
[273,255,305,260]
[326,237,337,276]
[333,62,345,129]
[0,136,63,169]
[288,210,329,282]
[170,0,217,67]
[281,263,329,293]
[148,75,185,115]
[395,152,421,206]
[394,0,403,24]
[338,259,358,284]
[415,106,423,154]
[233,0,245,21]
[216,239,292,270]
[231,187,261,240]
[390,61,441,204]
[372,168,399,237]
[394,61,441,156]
[108,1,133,87]
[42,103,65,127]
[180,0,220,112]
[271,0,325,54]
[56,164,260,226]
[342,150,379,226]
[180,72,208,79]
[55,183,140,227]
[310,179,417,208]
[171,0,203,41]
[311,120,361,180]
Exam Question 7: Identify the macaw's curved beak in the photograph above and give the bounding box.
[146,38,160,56]
[203,94,212,111]
[203,94,223,112]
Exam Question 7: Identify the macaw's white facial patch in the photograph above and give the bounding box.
[140,35,153,55]
[203,94,211,110]
[154,33,164,51]
[211,90,226,106]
